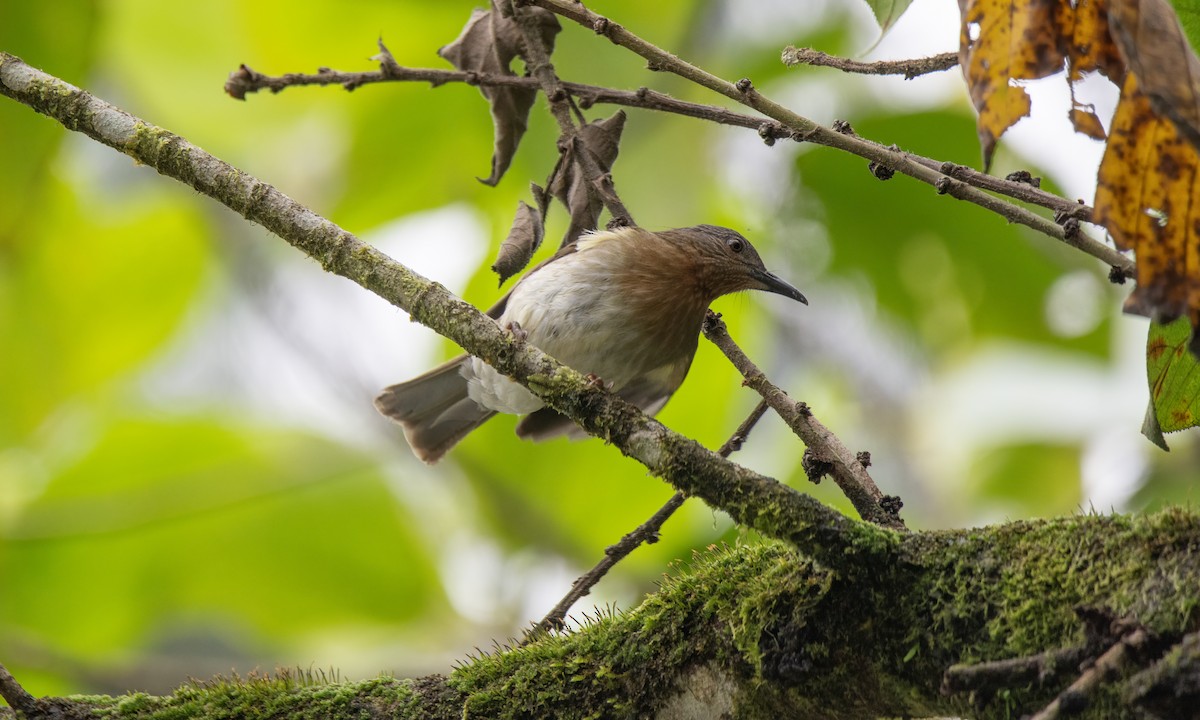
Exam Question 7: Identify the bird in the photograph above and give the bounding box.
[375,224,807,463]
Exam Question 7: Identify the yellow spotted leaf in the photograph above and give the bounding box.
[1061,0,1125,81]
[958,0,1066,167]
[1095,72,1200,344]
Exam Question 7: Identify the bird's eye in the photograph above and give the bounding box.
[727,238,745,253]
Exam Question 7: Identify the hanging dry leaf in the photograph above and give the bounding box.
[547,110,627,245]
[958,0,1066,167]
[492,200,545,285]
[438,1,561,186]
[1069,105,1108,140]
[1095,71,1200,352]
[1108,0,1200,152]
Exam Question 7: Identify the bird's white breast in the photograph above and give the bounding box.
[465,230,690,415]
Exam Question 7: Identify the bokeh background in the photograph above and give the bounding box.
[1,0,1195,699]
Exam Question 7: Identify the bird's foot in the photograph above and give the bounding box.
[505,320,529,344]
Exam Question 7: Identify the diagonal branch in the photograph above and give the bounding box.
[528,399,771,637]
[527,0,1135,278]
[0,52,895,571]
[702,312,905,531]
[225,61,1115,248]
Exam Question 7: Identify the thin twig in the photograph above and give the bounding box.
[511,1,634,229]
[0,662,37,717]
[224,60,1125,257]
[781,47,959,79]
[702,311,905,531]
[942,644,1092,696]
[528,399,771,638]
[1029,628,1151,720]
[528,0,1136,278]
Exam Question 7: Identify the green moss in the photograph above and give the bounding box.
[12,511,1197,719]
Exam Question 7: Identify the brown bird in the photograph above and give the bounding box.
[375,224,806,463]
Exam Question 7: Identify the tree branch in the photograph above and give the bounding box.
[527,0,1136,278]
[3,512,1198,719]
[0,663,36,717]
[529,399,771,637]
[0,52,893,571]
[781,47,959,79]
[225,58,1125,268]
[702,312,905,531]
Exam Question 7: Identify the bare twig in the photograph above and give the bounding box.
[0,662,37,717]
[1029,628,1152,720]
[528,0,1136,278]
[702,312,905,531]
[224,60,1128,264]
[781,47,959,79]
[942,644,1093,696]
[529,400,771,637]
[511,1,634,230]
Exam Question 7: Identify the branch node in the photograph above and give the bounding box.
[802,448,832,484]
[880,495,904,516]
[1109,265,1129,285]
[735,77,753,93]
[832,119,855,135]
[856,450,872,468]
[868,160,895,181]
[1061,217,1081,240]
[1005,169,1042,188]
[935,177,953,195]
[592,16,610,35]
[758,122,777,146]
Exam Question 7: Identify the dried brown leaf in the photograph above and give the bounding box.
[1070,105,1108,139]
[438,1,561,186]
[492,200,544,285]
[548,110,627,245]
[1095,71,1200,340]
[1108,0,1200,152]
[958,0,1067,166]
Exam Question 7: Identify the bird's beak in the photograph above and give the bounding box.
[753,268,808,305]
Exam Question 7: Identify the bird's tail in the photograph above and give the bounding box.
[374,355,496,464]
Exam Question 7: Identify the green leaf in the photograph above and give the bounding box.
[1145,316,1200,443]
[863,0,915,33]
[1169,0,1200,52]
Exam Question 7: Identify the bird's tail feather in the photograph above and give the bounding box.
[374,355,495,464]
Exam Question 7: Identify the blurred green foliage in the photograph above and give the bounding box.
[0,0,1193,702]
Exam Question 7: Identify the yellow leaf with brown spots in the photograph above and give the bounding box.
[1095,71,1200,351]
[958,0,1066,167]
[1060,0,1125,81]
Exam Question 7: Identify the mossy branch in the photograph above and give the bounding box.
[1,511,1198,719]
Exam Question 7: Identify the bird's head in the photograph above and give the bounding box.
[662,224,808,305]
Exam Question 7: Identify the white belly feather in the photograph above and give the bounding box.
[464,233,687,416]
